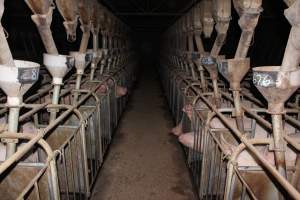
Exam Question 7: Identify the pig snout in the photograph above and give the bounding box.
[178,132,195,149]
[171,121,183,136]
[116,86,128,98]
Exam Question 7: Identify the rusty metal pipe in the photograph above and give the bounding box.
[232,90,244,131]
[78,0,91,53]
[234,0,262,58]
[55,0,79,42]
[211,0,231,57]
[49,84,60,122]
[25,0,58,54]
[79,29,90,53]
[5,107,20,158]
[272,113,287,179]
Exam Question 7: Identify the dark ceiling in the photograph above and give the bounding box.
[100,0,200,32]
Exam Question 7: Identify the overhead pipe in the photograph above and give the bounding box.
[216,0,261,132]
[192,4,207,91]
[90,1,102,80]
[200,0,214,38]
[55,0,79,42]
[192,3,205,53]
[234,0,263,58]
[210,0,231,57]
[78,0,91,53]
[99,10,108,75]
[0,0,14,66]
[25,0,58,54]
[201,0,231,107]
[70,0,94,104]
[106,16,114,73]
[186,13,197,80]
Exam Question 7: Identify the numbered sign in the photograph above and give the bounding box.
[18,67,39,84]
[201,56,216,65]
[253,72,277,88]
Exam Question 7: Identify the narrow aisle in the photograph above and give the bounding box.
[91,66,196,200]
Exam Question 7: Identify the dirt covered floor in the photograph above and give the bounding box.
[91,66,196,200]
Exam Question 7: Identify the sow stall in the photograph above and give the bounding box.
[0,0,137,199]
[160,0,300,199]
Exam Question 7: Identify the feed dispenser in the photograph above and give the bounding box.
[70,50,93,104]
[0,60,40,158]
[201,55,221,107]
[43,53,74,122]
[218,58,250,131]
[253,66,300,180]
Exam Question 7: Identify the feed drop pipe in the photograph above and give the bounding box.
[210,0,231,57]
[0,0,14,66]
[70,0,94,104]
[200,0,214,38]
[100,11,108,75]
[25,0,58,54]
[90,2,102,80]
[186,14,197,81]
[43,54,74,122]
[192,4,206,91]
[234,0,262,58]
[225,0,262,132]
[78,0,91,53]
[106,17,114,73]
[55,0,79,42]
[203,0,231,107]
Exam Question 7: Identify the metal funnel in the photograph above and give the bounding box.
[43,53,74,85]
[253,66,300,113]
[201,55,218,77]
[69,51,89,75]
[218,58,250,90]
[0,60,40,106]
[87,49,104,63]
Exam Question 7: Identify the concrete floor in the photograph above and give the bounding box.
[91,66,197,200]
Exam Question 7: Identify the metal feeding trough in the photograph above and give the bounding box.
[218,58,250,131]
[253,66,300,181]
[43,53,75,121]
[0,60,40,158]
